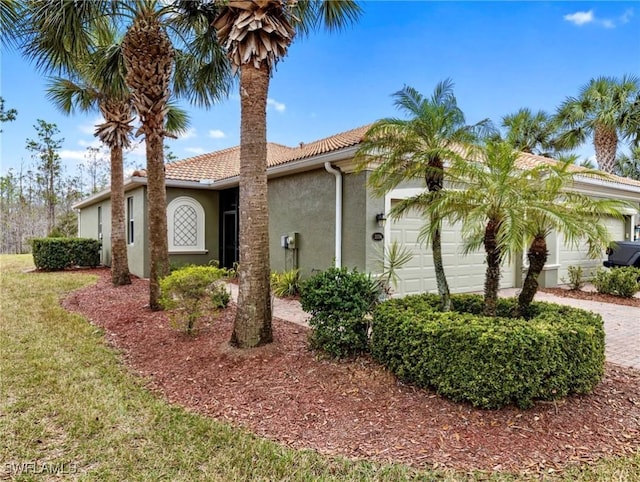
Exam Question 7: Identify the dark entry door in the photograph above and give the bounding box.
[220,188,239,269]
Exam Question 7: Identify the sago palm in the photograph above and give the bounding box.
[213,0,361,348]
[556,75,640,173]
[21,0,232,309]
[355,80,493,311]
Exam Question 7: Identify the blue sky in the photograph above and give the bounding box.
[1,1,639,178]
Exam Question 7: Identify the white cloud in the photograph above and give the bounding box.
[178,127,197,140]
[564,10,594,26]
[267,98,286,113]
[60,149,93,162]
[78,116,104,135]
[564,8,633,28]
[208,129,226,139]
[185,147,206,155]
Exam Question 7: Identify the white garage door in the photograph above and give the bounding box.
[389,202,516,297]
[558,216,626,281]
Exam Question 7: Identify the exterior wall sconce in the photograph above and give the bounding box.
[375,212,387,228]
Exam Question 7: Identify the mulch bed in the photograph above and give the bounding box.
[540,287,640,308]
[61,268,640,475]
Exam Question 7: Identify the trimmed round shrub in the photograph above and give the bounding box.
[300,267,379,358]
[371,293,605,409]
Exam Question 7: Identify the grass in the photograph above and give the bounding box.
[1,254,638,481]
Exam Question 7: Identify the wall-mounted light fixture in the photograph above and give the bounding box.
[375,212,387,228]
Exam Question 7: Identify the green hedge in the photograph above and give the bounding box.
[371,293,605,409]
[32,237,101,270]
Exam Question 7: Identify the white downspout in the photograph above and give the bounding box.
[324,162,342,268]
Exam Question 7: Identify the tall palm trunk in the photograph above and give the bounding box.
[483,219,501,316]
[97,99,133,286]
[122,11,174,309]
[594,125,618,174]
[231,62,273,348]
[109,145,131,285]
[517,235,547,317]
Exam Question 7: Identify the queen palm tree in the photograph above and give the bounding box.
[355,81,493,311]
[20,0,232,309]
[398,141,629,317]
[213,0,361,348]
[556,75,640,173]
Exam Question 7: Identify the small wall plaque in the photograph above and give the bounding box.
[372,232,384,241]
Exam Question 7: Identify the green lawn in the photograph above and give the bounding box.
[1,254,637,481]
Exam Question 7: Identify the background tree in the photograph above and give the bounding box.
[0,97,18,130]
[501,108,565,157]
[556,75,640,173]
[25,120,63,234]
[213,0,361,348]
[356,81,493,311]
[82,146,110,195]
[615,146,640,180]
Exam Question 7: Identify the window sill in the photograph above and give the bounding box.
[169,249,208,255]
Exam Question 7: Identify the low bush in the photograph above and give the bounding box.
[271,269,301,297]
[371,293,605,409]
[160,265,230,335]
[300,267,379,358]
[31,237,100,270]
[564,265,586,291]
[593,267,640,298]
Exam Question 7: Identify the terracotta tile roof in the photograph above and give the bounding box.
[135,123,640,190]
[147,124,371,183]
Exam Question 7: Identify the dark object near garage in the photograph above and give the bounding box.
[603,241,640,268]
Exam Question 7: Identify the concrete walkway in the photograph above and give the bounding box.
[227,283,639,370]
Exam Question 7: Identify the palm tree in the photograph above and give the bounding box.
[501,108,564,157]
[556,75,640,173]
[20,0,232,309]
[213,0,361,348]
[45,26,134,286]
[615,146,640,180]
[397,141,629,317]
[355,81,493,311]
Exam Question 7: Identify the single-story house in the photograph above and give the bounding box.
[74,124,640,296]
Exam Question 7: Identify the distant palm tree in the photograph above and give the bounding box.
[21,0,232,309]
[356,80,493,311]
[401,141,629,316]
[556,75,640,173]
[501,108,565,157]
[615,146,640,181]
[213,0,361,348]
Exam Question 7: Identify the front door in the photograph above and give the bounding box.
[219,188,239,269]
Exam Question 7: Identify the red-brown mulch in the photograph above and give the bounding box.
[61,268,640,475]
[541,287,640,308]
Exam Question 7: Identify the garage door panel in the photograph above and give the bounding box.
[390,202,515,296]
[557,216,625,282]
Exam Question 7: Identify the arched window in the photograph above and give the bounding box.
[167,196,206,253]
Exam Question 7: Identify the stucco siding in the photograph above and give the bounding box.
[78,200,112,266]
[268,169,336,278]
